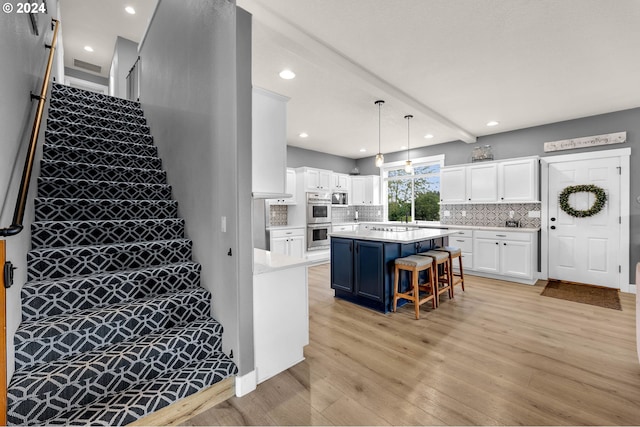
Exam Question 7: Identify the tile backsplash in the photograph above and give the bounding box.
[331,205,384,223]
[439,203,541,228]
[269,205,288,226]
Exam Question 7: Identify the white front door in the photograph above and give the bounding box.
[548,157,621,288]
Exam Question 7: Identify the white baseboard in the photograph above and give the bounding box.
[627,284,636,294]
[235,370,257,397]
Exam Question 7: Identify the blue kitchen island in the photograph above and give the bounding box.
[329,227,463,313]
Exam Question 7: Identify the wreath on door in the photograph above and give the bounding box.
[558,184,607,218]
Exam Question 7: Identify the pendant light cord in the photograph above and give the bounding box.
[405,114,413,161]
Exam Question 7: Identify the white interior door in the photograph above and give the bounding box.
[548,157,620,288]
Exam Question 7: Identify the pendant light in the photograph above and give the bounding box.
[404,114,413,173]
[374,100,385,167]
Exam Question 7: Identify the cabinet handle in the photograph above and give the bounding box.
[501,197,504,200]
[456,239,465,242]
[496,234,507,237]
[503,243,507,245]
[356,244,359,253]
[468,198,471,201]
[495,242,499,245]
[286,232,292,235]
[349,242,352,252]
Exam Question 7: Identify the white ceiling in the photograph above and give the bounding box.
[238,0,640,159]
[59,0,640,159]
[59,0,157,77]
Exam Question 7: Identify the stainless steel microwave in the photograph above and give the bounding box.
[331,191,348,205]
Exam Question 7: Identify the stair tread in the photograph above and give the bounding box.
[49,107,150,130]
[45,130,155,148]
[28,237,191,257]
[8,317,222,399]
[38,177,171,191]
[23,260,198,292]
[15,288,210,341]
[52,84,141,108]
[44,144,161,163]
[41,159,163,175]
[49,98,147,122]
[47,118,151,138]
[44,354,237,426]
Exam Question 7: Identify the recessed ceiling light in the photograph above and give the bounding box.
[424,134,434,139]
[299,132,309,138]
[359,148,367,152]
[279,69,296,80]
[486,120,499,127]
[125,6,136,14]
[401,145,407,149]
[84,46,94,52]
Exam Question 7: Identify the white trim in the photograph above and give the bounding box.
[628,284,636,294]
[541,147,631,289]
[137,0,161,53]
[63,76,108,94]
[380,154,445,170]
[235,370,257,397]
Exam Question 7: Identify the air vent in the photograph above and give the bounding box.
[73,59,101,73]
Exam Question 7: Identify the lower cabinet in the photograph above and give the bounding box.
[473,230,533,281]
[330,238,354,292]
[448,230,474,272]
[269,228,305,258]
[330,238,384,303]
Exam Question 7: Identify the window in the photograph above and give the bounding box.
[382,156,443,222]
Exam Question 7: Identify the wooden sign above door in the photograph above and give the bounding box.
[543,131,626,152]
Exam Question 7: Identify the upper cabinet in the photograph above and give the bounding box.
[351,175,380,205]
[297,167,332,191]
[252,88,289,196]
[332,173,350,192]
[268,168,297,205]
[440,157,539,204]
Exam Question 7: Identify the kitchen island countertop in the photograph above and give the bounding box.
[329,227,463,244]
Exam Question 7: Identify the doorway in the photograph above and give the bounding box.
[541,148,630,290]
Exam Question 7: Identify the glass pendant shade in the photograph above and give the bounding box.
[404,114,413,173]
[374,100,385,168]
[404,159,413,173]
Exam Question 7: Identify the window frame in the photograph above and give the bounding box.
[379,154,444,222]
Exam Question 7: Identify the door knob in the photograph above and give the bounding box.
[550,217,556,221]
[550,225,556,230]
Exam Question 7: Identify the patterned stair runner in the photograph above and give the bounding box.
[7,83,237,426]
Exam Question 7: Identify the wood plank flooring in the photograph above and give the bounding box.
[185,264,640,426]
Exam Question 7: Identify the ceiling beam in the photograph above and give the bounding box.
[238,0,477,144]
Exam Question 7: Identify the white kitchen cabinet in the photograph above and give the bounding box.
[268,168,297,205]
[473,230,534,282]
[448,229,474,272]
[440,167,466,203]
[467,163,498,202]
[298,167,332,191]
[269,228,305,258]
[498,158,539,202]
[252,88,289,196]
[332,173,350,191]
[440,156,539,204]
[351,175,380,205]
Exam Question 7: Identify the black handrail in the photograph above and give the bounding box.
[0,18,60,237]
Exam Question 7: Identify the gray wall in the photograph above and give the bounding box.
[64,66,109,86]
[138,0,253,375]
[0,0,59,378]
[109,36,138,99]
[356,107,640,282]
[288,145,356,174]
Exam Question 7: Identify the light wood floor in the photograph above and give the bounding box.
[185,264,640,426]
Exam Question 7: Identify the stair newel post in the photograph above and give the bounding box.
[0,240,6,426]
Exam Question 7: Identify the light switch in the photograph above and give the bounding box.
[528,211,541,218]
[461,211,466,217]
[443,210,451,217]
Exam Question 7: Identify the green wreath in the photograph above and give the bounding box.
[559,184,607,218]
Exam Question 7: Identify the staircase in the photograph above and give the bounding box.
[7,84,237,426]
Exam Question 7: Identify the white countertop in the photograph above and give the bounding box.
[358,221,540,233]
[254,248,316,275]
[329,228,464,244]
[266,225,306,231]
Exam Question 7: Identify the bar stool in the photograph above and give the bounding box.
[393,255,436,319]
[435,246,465,296]
[419,250,453,306]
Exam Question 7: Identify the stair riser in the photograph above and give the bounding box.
[43,145,162,170]
[47,120,153,145]
[49,109,150,135]
[37,178,172,201]
[40,160,167,185]
[31,218,184,249]
[15,291,211,370]
[49,98,147,125]
[27,239,192,281]
[46,131,156,152]
[16,354,237,427]
[22,263,200,321]
[35,198,178,221]
[52,85,142,112]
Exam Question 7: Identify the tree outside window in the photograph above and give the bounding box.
[383,159,441,222]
